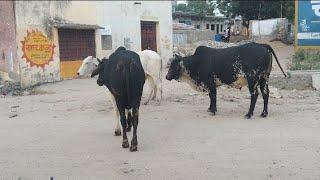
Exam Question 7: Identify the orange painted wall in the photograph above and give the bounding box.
[60,60,83,79]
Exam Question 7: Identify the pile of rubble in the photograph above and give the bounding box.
[0,81,21,96]
[173,23,195,30]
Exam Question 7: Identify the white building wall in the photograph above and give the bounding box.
[250,18,287,37]
[95,1,173,64]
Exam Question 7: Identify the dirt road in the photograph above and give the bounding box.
[1,77,320,180]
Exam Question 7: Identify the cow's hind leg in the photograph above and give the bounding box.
[259,78,269,117]
[130,107,139,152]
[245,78,259,119]
[126,109,132,132]
[207,79,217,115]
[118,107,129,148]
[144,75,154,105]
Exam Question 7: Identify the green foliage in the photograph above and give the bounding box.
[291,49,320,70]
[175,3,188,12]
[216,0,294,21]
[175,0,216,17]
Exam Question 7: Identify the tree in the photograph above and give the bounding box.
[175,3,188,12]
[186,0,216,16]
[174,0,216,17]
[216,0,294,22]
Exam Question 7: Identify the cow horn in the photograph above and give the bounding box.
[97,58,101,63]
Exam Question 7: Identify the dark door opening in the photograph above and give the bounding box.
[216,24,219,34]
[58,29,95,79]
[141,21,157,52]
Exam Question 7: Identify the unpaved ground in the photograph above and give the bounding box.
[255,38,294,72]
[0,76,320,180]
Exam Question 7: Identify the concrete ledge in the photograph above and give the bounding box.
[270,70,320,90]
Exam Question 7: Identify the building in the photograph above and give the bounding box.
[172,11,227,34]
[0,1,173,88]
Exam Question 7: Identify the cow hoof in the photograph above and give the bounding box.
[207,108,216,115]
[114,129,121,136]
[126,127,131,132]
[122,139,129,148]
[245,114,252,119]
[130,145,138,152]
[260,112,268,118]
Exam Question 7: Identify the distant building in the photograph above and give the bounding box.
[172,11,227,34]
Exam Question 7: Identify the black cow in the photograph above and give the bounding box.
[166,42,286,119]
[91,48,145,151]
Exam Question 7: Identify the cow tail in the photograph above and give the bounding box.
[263,44,287,77]
[125,65,131,107]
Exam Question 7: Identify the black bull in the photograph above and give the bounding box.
[166,42,287,119]
[91,49,145,151]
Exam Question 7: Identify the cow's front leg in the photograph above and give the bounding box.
[110,94,121,136]
[245,78,259,119]
[207,79,217,115]
[259,78,269,117]
[130,107,139,152]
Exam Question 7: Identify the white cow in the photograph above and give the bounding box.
[77,50,162,104]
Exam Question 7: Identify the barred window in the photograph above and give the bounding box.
[101,35,112,50]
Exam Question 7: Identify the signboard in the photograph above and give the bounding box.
[21,30,55,68]
[297,0,320,46]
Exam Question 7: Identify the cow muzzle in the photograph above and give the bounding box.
[165,74,173,81]
[97,79,104,86]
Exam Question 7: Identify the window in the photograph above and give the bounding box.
[196,25,200,29]
[220,24,223,32]
[101,35,112,50]
[211,24,215,31]
[206,24,209,29]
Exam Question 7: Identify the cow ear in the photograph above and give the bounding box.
[91,68,100,78]
[175,53,183,59]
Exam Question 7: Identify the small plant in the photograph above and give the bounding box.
[290,49,320,70]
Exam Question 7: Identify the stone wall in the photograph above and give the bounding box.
[173,30,216,46]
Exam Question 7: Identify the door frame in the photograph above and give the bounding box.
[140,20,159,53]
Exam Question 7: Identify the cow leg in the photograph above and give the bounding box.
[110,94,121,136]
[155,79,162,104]
[259,78,269,117]
[151,82,157,101]
[130,107,139,152]
[245,78,259,119]
[207,80,217,115]
[126,109,132,132]
[118,107,129,148]
[144,75,154,105]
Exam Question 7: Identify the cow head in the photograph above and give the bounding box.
[166,54,183,81]
[77,56,100,77]
[91,58,106,86]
